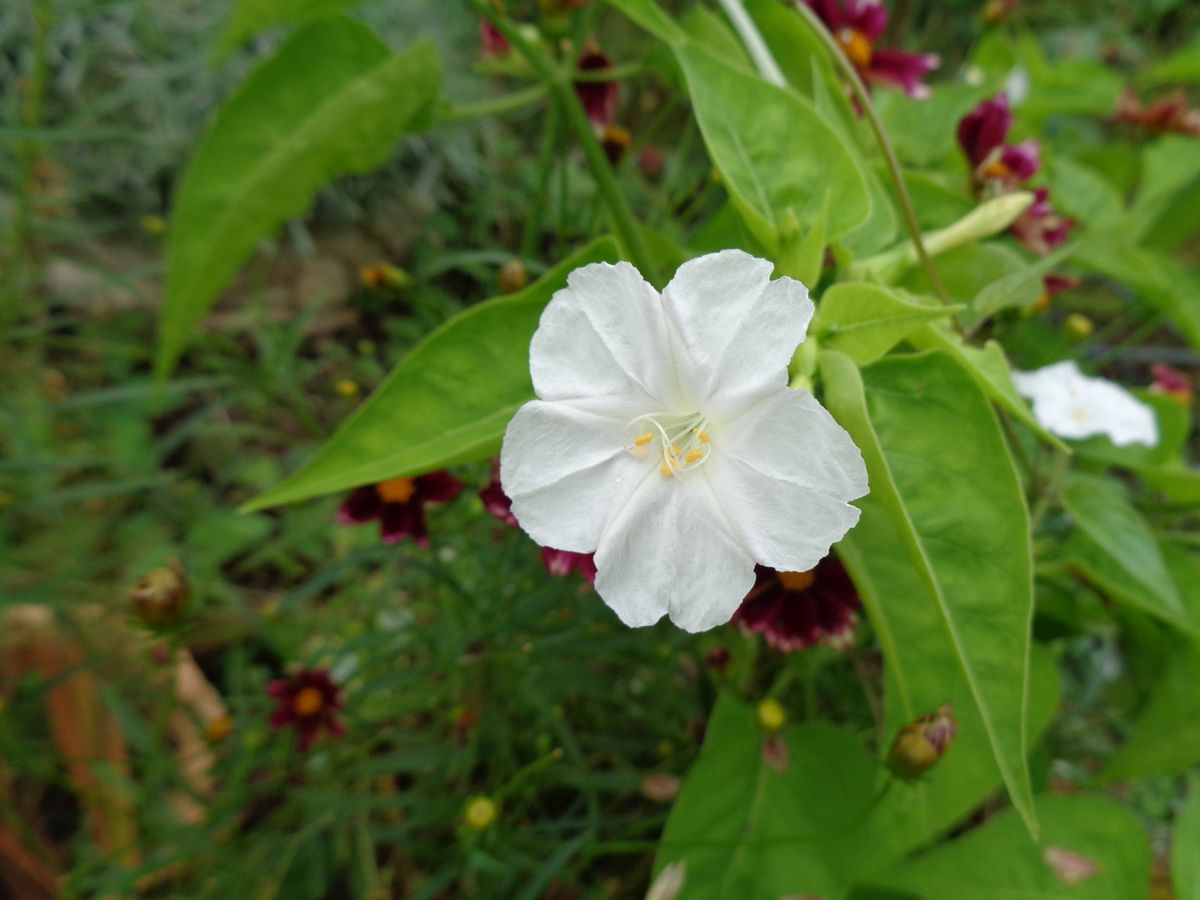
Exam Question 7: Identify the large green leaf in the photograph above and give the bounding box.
[820,349,1038,835]
[244,238,621,511]
[655,693,878,898]
[1060,474,1183,618]
[1175,778,1200,900]
[839,497,1062,871]
[158,19,441,375]
[972,245,1073,319]
[812,283,958,365]
[674,41,870,248]
[866,793,1151,900]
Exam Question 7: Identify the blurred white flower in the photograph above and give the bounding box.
[1012,360,1158,447]
[500,250,867,633]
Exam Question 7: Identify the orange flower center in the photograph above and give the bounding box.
[377,477,416,504]
[776,569,816,592]
[836,27,873,69]
[983,158,1012,180]
[293,687,325,717]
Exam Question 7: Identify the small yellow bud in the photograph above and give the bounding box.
[756,698,786,732]
[888,703,957,779]
[464,796,498,830]
[130,559,189,627]
[356,339,376,356]
[206,716,234,743]
[497,259,529,295]
[1065,313,1094,338]
[141,214,167,235]
[335,378,359,398]
[360,262,409,289]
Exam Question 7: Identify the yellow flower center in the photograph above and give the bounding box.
[983,158,1012,180]
[627,412,713,478]
[837,27,874,69]
[293,687,325,717]
[777,569,816,592]
[377,477,416,504]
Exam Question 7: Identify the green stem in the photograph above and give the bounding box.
[439,83,547,122]
[786,0,953,309]
[521,97,563,259]
[470,0,658,282]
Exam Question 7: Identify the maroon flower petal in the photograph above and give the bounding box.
[480,479,518,528]
[336,486,383,525]
[479,18,509,59]
[1001,139,1041,181]
[541,547,597,584]
[867,49,940,99]
[732,559,860,653]
[805,0,846,30]
[575,50,618,128]
[380,500,427,546]
[846,0,888,42]
[415,471,464,504]
[957,94,1012,168]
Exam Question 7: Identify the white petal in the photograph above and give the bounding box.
[1013,360,1158,447]
[706,453,862,572]
[1080,380,1159,447]
[661,250,812,416]
[718,388,869,499]
[594,471,756,632]
[530,261,677,407]
[500,398,642,551]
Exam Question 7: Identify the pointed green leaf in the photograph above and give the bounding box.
[812,282,959,365]
[159,19,441,375]
[820,349,1038,835]
[243,238,621,511]
[972,245,1073,319]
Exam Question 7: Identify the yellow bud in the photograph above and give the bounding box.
[335,378,359,398]
[464,796,498,830]
[206,716,234,743]
[141,214,167,235]
[756,698,786,732]
[1065,313,1094,338]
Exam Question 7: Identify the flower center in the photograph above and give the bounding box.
[626,412,713,478]
[837,27,874,69]
[377,477,416,504]
[293,687,325,717]
[776,569,816,591]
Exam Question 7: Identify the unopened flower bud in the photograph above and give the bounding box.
[705,645,731,673]
[602,124,632,166]
[1065,313,1094,339]
[756,698,786,732]
[206,716,234,743]
[141,214,167,235]
[464,795,498,830]
[888,703,956,779]
[335,378,359,398]
[360,262,409,290]
[130,560,189,627]
[639,145,664,179]
[645,861,686,900]
[497,259,528,294]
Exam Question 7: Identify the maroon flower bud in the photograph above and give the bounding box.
[888,703,957,779]
[575,50,618,129]
[479,18,510,59]
[638,145,665,179]
[705,645,732,673]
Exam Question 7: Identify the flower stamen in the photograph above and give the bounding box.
[627,411,714,478]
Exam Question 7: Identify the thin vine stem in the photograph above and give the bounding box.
[785,0,953,308]
[469,0,658,283]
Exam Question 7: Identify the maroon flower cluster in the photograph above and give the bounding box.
[805,0,939,99]
[267,669,346,751]
[1115,88,1200,137]
[731,556,860,653]
[481,463,597,585]
[957,93,1073,256]
[337,472,463,547]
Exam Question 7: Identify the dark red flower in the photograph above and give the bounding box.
[575,50,618,128]
[1151,363,1193,404]
[540,547,597,584]
[1033,273,1080,313]
[337,472,463,547]
[805,0,939,99]
[266,669,345,751]
[1010,187,1074,256]
[957,94,1040,187]
[731,557,860,653]
[481,466,597,583]
[479,19,510,59]
[1115,88,1200,137]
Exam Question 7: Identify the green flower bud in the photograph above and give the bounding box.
[888,703,956,779]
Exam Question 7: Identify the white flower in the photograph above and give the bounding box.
[499,250,868,633]
[1011,360,1158,447]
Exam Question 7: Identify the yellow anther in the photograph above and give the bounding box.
[671,444,681,455]
[660,461,675,477]
[684,449,704,463]
[697,430,709,444]
[634,432,654,447]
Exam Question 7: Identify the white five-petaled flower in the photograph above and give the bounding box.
[1012,360,1158,447]
[499,250,869,632]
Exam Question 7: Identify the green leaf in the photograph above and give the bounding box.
[1174,777,1200,900]
[1129,136,1200,239]
[972,245,1073,319]
[243,238,621,511]
[1142,34,1200,85]
[1104,641,1200,781]
[1061,473,1183,618]
[820,349,1038,835]
[840,499,1062,870]
[158,20,441,376]
[1050,156,1124,229]
[899,241,1025,305]
[812,283,958,365]
[867,793,1151,899]
[907,324,1069,451]
[674,41,870,248]
[655,693,878,898]
[605,0,688,44]
[215,0,361,59]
